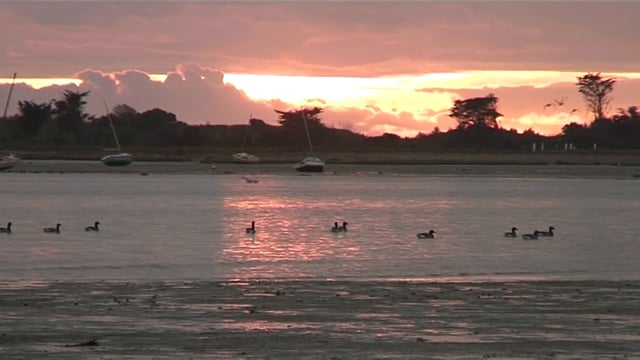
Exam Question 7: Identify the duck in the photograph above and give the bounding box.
[504,227,518,237]
[522,231,539,240]
[331,221,349,232]
[43,223,61,233]
[245,221,256,234]
[85,221,100,232]
[535,226,555,237]
[416,230,435,239]
[0,222,11,234]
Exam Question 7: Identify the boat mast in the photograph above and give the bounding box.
[301,110,314,155]
[103,100,122,151]
[2,72,17,119]
[241,113,252,151]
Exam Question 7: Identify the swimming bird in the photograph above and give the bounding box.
[536,226,555,237]
[0,222,11,234]
[416,230,435,239]
[85,221,100,231]
[504,227,518,237]
[331,222,340,232]
[338,221,348,232]
[522,231,538,240]
[246,221,256,234]
[43,223,61,233]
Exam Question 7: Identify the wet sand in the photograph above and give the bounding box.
[1,280,639,359]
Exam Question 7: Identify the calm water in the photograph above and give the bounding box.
[1,170,639,282]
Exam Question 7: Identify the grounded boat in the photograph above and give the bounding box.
[231,114,260,164]
[101,152,132,166]
[232,152,260,164]
[294,156,325,172]
[101,101,132,167]
[0,153,19,171]
[294,110,324,173]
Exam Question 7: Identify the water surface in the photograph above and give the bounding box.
[1,170,639,281]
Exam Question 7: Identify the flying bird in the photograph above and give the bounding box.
[554,96,567,107]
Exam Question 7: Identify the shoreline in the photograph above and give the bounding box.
[5,148,640,165]
[3,158,640,179]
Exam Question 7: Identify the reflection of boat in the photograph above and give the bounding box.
[0,153,19,170]
[101,101,132,167]
[232,114,260,164]
[294,110,324,173]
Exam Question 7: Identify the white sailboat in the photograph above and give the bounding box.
[232,114,260,164]
[101,101,132,166]
[0,153,19,171]
[294,110,324,173]
[1,72,20,171]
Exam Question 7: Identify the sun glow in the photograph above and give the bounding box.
[3,70,640,136]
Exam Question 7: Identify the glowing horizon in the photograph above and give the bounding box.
[2,70,639,137]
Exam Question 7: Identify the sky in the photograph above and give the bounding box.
[1,1,640,137]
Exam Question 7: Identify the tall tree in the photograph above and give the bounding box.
[275,107,324,129]
[53,90,91,143]
[576,73,616,121]
[448,94,503,129]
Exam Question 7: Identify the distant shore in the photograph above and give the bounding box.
[6,147,640,166]
[4,147,640,179]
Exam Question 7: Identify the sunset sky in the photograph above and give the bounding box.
[1,1,639,137]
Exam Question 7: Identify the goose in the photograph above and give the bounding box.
[43,223,61,233]
[85,221,100,231]
[536,226,555,237]
[338,221,348,232]
[504,227,518,238]
[246,221,256,234]
[416,230,435,239]
[331,222,340,232]
[0,222,11,234]
[522,231,538,240]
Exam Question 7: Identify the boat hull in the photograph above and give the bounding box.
[294,157,325,173]
[232,152,260,164]
[101,153,132,166]
[0,154,19,171]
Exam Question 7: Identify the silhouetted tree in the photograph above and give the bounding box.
[275,107,324,129]
[53,90,91,143]
[449,94,502,129]
[16,100,53,137]
[576,73,616,121]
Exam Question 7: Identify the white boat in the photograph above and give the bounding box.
[232,152,260,164]
[101,101,132,167]
[101,152,132,166]
[294,156,325,172]
[0,153,19,171]
[294,110,324,173]
[231,114,260,164]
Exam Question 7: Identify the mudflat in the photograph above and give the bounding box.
[1,279,638,359]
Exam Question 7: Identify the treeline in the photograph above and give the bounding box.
[0,72,638,152]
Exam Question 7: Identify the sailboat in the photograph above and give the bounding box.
[100,101,132,166]
[231,114,260,164]
[293,110,324,172]
[1,72,20,171]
